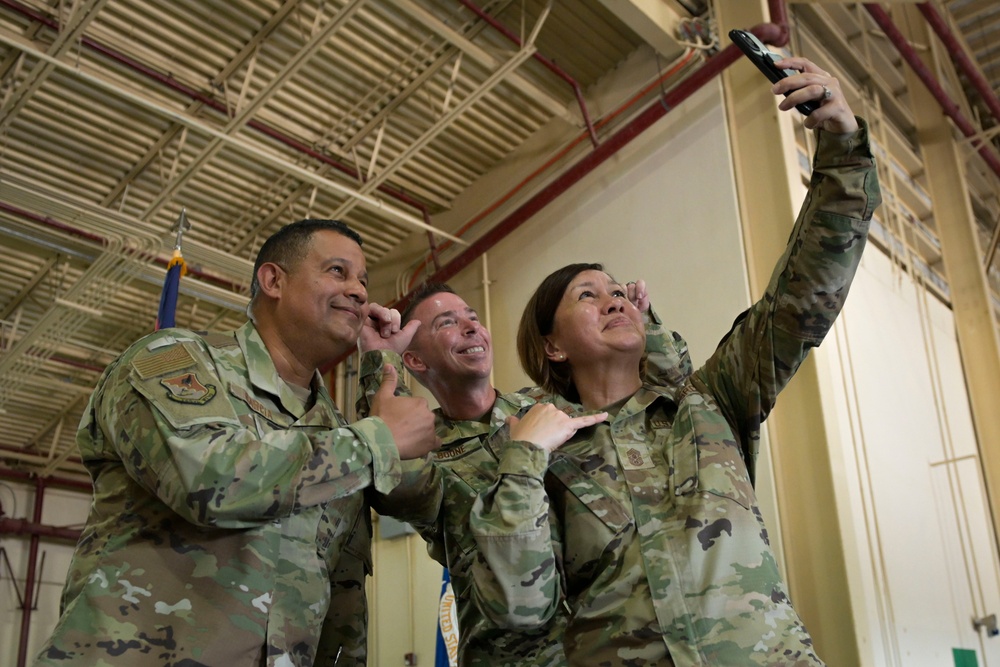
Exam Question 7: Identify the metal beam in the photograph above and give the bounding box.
[139,0,369,217]
[0,0,110,129]
[596,0,688,60]
[393,0,570,120]
[331,34,541,220]
[0,27,467,244]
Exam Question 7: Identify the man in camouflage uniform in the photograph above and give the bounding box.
[468,59,882,665]
[356,283,679,666]
[34,219,438,667]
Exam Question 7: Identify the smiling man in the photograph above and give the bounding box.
[356,283,568,667]
[35,219,439,667]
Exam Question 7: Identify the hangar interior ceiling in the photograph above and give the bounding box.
[0,0,998,480]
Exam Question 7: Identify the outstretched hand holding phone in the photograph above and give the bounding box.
[730,29,858,134]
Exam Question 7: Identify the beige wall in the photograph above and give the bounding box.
[815,245,1000,666]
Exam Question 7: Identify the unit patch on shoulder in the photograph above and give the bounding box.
[132,345,196,379]
[160,372,217,405]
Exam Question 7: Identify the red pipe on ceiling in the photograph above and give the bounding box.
[863,4,1000,182]
[0,517,82,542]
[916,2,1000,134]
[0,467,90,491]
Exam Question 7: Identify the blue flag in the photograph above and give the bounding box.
[155,249,186,330]
[436,568,458,667]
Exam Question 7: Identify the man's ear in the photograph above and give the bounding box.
[402,349,427,375]
[256,263,284,299]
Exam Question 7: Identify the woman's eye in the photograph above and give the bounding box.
[612,289,626,298]
[578,290,594,300]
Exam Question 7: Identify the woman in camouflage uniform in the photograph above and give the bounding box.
[469,56,881,666]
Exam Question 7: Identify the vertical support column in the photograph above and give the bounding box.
[716,2,861,665]
[895,4,1000,552]
[17,477,45,667]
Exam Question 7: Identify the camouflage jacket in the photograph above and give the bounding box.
[469,120,882,666]
[355,313,686,666]
[35,321,401,667]
[357,352,568,667]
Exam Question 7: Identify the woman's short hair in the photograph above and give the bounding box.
[517,263,602,402]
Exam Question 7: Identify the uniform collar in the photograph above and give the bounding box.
[545,382,680,421]
[236,321,331,421]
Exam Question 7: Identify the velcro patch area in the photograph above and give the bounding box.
[132,345,196,379]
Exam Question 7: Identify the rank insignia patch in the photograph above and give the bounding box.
[161,372,217,404]
[626,447,644,467]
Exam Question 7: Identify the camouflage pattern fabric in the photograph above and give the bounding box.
[356,312,684,666]
[469,119,882,666]
[35,321,401,667]
[357,352,568,666]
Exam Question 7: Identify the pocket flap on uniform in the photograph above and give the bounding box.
[546,456,633,534]
[669,400,699,496]
[669,392,754,510]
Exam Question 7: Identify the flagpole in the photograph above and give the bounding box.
[155,208,191,330]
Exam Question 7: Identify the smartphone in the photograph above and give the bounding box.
[729,29,819,116]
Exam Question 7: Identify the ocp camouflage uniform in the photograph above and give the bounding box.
[35,321,402,667]
[356,315,682,666]
[469,119,881,666]
[357,353,567,667]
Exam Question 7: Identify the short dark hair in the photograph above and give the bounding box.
[400,282,456,326]
[249,219,362,301]
[517,263,602,402]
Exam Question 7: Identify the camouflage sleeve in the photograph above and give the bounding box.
[642,305,693,387]
[368,453,444,527]
[97,335,401,529]
[355,349,406,418]
[693,117,882,476]
[356,349,446,544]
[468,439,562,630]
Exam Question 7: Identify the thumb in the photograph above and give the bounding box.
[377,364,398,396]
[505,415,520,429]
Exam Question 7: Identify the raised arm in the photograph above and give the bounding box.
[356,307,446,547]
[694,59,882,476]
